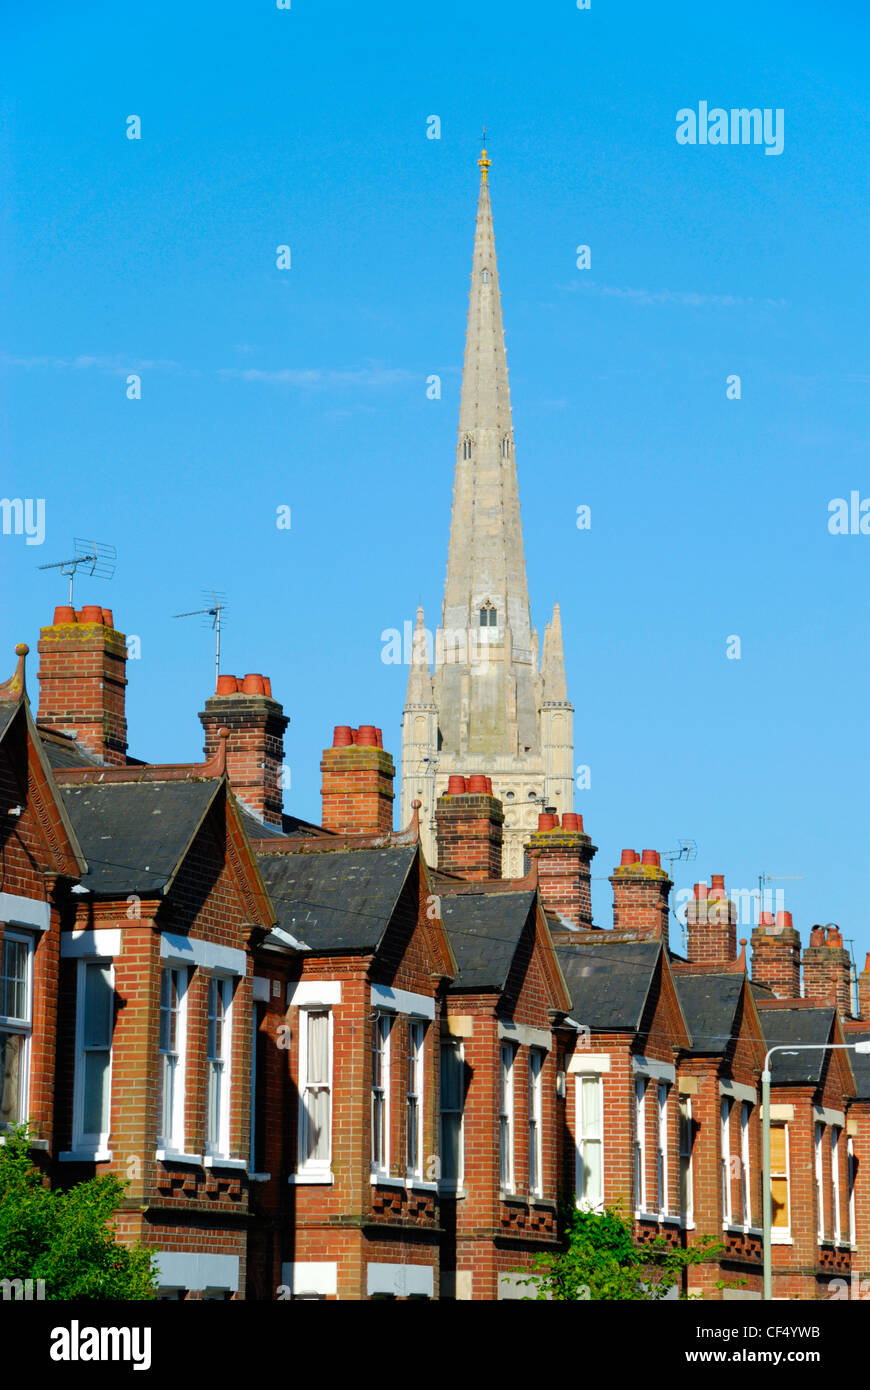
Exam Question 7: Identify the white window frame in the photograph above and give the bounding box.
[297,1006,333,1179]
[72,957,115,1156]
[406,1019,425,1180]
[656,1081,669,1216]
[739,1101,752,1228]
[206,974,234,1159]
[770,1121,791,1243]
[0,930,34,1130]
[678,1095,694,1226]
[158,966,188,1154]
[528,1049,544,1198]
[439,1039,464,1193]
[815,1121,825,1243]
[831,1126,841,1244]
[720,1097,733,1226]
[371,1012,392,1177]
[499,1042,515,1194]
[576,1073,604,1211]
[634,1076,647,1213]
[848,1135,857,1246]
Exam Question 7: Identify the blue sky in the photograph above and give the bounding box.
[2,1,868,961]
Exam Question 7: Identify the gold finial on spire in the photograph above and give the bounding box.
[478,126,491,182]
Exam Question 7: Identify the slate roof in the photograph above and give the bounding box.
[555,939,661,1031]
[41,735,101,770]
[0,701,19,744]
[675,972,745,1055]
[759,1006,837,1085]
[60,779,219,896]
[257,845,417,953]
[440,891,536,991]
[240,808,329,841]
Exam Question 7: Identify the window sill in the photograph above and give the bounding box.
[500,1192,527,1206]
[203,1156,247,1171]
[530,1196,557,1210]
[680,1218,696,1230]
[0,1133,49,1151]
[724,1223,760,1236]
[405,1177,438,1192]
[635,1210,662,1223]
[288,1171,333,1185]
[771,1232,793,1245]
[156,1149,202,1165]
[438,1185,467,1199]
[370,1173,405,1188]
[59,1149,112,1163]
[660,1214,681,1226]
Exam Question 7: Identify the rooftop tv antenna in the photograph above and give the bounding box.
[173,590,228,690]
[757,871,804,920]
[663,840,698,950]
[37,538,117,606]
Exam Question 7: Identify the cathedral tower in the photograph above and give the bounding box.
[401,147,575,876]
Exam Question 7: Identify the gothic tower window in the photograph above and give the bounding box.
[462,436,473,460]
[502,435,511,458]
[481,267,490,283]
[479,602,497,627]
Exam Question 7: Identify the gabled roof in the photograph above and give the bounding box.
[440,890,537,991]
[60,779,220,896]
[256,844,418,953]
[676,972,746,1055]
[556,939,662,1031]
[759,1006,837,1085]
[0,648,86,877]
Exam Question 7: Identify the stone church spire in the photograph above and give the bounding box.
[441,143,532,653]
[401,147,576,875]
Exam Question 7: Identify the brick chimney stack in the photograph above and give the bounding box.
[435,775,503,881]
[200,674,289,827]
[858,953,870,1021]
[525,811,596,936]
[320,725,395,835]
[37,605,128,765]
[609,849,671,949]
[686,874,738,966]
[750,910,801,1000]
[802,924,853,1015]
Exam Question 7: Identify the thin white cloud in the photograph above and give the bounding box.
[217,364,420,388]
[560,282,786,309]
[2,353,184,374]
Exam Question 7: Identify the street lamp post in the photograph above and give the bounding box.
[762,1040,870,1301]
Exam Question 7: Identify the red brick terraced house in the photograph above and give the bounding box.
[756,1002,856,1300]
[6,600,870,1301]
[0,646,87,1156]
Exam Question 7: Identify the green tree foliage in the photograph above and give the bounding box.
[0,1125,158,1300]
[523,1202,724,1300]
